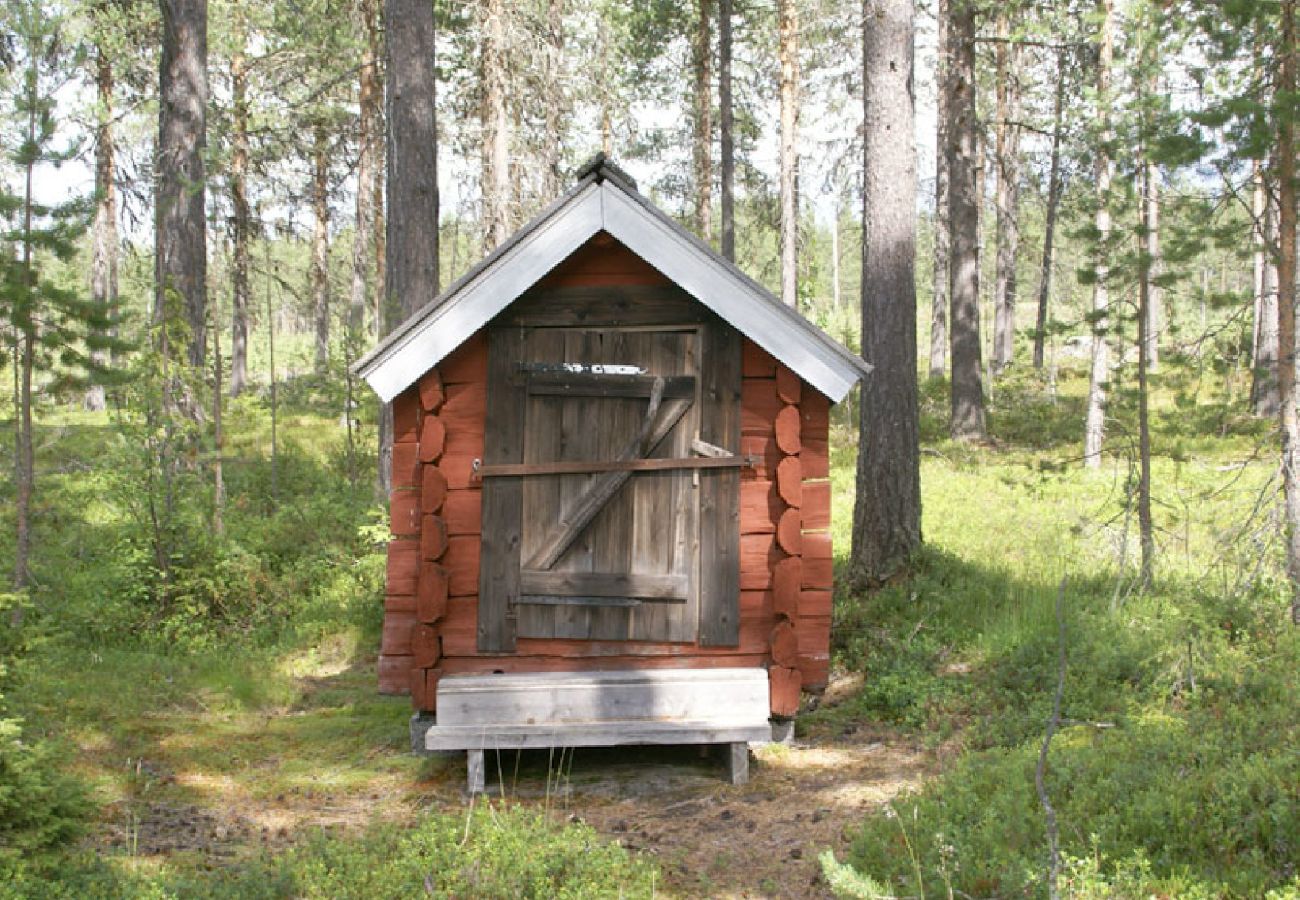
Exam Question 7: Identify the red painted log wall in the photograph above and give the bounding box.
[378,236,836,717]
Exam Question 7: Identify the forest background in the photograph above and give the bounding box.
[0,0,1297,897]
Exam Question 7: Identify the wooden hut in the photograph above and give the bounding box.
[354,156,869,791]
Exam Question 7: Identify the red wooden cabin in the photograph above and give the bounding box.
[355,156,868,790]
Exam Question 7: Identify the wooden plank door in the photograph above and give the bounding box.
[478,320,740,651]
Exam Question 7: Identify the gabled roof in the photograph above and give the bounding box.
[354,155,871,403]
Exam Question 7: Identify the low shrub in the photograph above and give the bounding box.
[838,636,1299,898]
[0,594,90,862]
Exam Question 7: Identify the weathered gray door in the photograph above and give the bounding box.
[478,317,740,651]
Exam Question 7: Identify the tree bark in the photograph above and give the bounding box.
[1143,161,1160,373]
[778,0,799,308]
[212,307,224,535]
[947,0,985,440]
[598,16,613,156]
[373,5,388,332]
[1253,164,1280,416]
[831,197,842,310]
[1137,142,1155,587]
[385,0,437,324]
[350,0,380,339]
[311,123,331,374]
[1033,51,1066,370]
[481,0,510,252]
[992,12,1020,376]
[693,0,714,241]
[719,0,735,260]
[14,78,38,598]
[156,0,208,370]
[929,0,949,379]
[1277,0,1300,625]
[86,45,117,412]
[383,0,439,492]
[852,0,921,584]
[1084,0,1114,468]
[543,0,565,201]
[229,24,250,397]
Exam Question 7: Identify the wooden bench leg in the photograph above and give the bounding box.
[725,742,749,785]
[466,750,486,795]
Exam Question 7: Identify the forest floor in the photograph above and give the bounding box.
[69,646,928,898]
[11,372,1295,896]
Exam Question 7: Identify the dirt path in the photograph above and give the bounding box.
[87,669,930,897]
[564,731,929,898]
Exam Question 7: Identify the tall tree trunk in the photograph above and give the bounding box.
[374,146,387,305]
[349,0,380,339]
[86,45,117,412]
[598,16,613,156]
[831,196,842,310]
[311,124,331,374]
[693,0,714,241]
[947,0,985,440]
[1033,50,1066,370]
[1252,161,1265,368]
[1137,128,1155,587]
[1144,161,1160,373]
[1083,0,1114,468]
[719,0,735,260]
[778,0,799,308]
[481,0,510,252]
[229,27,250,397]
[543,0,565,200]
[212,307,224,535]
[156,0,208,369]
[1253,165,1280,416]
[929,0,950,379]
[383,0,439,492]
[14,86,38,602]
[373,11,388,331]
[1277,0,1300,625]
[992,13,1020,376]
[853,0,921,583]
[387,0,439,323]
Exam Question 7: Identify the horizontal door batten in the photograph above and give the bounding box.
[525,372,696,399]
[520,569,689,599]
[476,455,753,479]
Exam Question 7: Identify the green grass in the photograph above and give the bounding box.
[0,803,658,899]
[819,368,1299,897]
[3,356,1299,897]
[0,373,656,894]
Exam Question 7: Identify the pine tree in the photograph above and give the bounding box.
[156,0,208,371]
[946,0,985,440]
[3,0,123,603]
[853,0,921,583]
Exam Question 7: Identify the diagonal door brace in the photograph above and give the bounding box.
[524,378,693,570]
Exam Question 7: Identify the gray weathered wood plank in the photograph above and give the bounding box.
[698,318,742,646]
[478,452,745,479]
[429,722,773,751]
[525,372,695,399]
[504,285,708,327]
[519,569,688,599]
[477,326,526,653]
[523,397,691,570]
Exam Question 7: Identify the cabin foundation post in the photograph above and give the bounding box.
[466,749,486,795]
[409,712,437,753]
[725,742,749,785]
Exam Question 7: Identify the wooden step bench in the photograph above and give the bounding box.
[419,668,774,793]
